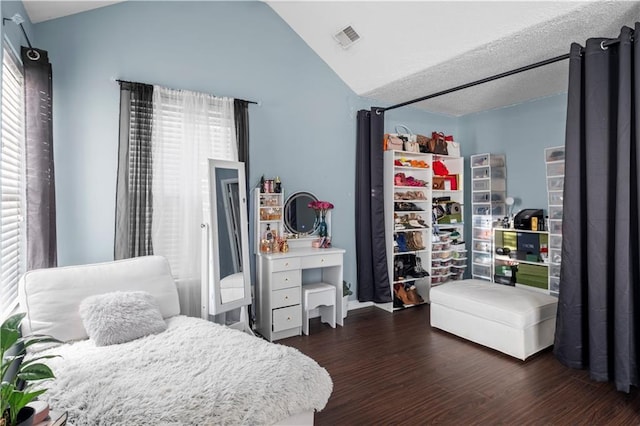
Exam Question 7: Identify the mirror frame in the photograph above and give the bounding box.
[204,159,252,316]
[283,191,319,236]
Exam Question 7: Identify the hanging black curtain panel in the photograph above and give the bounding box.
[234,100,250,174]
[356,109,391,303]
[22,47,56,270]
[554,24,640,393]
[234,99,250,198]
[114,82,154,259]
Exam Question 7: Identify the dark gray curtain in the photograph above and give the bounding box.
[234,99,250,183]
[22,47,56,270]
[234,99,252,325]
[554,24,640,393]
[114,82,154,259]
[356,109,391,303]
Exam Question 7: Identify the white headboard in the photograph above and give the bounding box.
[18,256,180,343]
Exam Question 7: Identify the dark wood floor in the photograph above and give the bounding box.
[280,305,640,425]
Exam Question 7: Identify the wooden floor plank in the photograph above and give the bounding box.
[280,305,640,424]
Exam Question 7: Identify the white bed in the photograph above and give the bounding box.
[19,256,332,425]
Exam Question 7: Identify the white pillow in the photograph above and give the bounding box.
[79,291,167,346]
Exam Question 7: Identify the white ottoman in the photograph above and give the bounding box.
[430,279,558,360]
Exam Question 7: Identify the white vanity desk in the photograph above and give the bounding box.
[255,246,345,342]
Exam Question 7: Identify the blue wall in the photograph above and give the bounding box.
[2,0,568,300]
[22,1,444,299]
[459,94,568,212]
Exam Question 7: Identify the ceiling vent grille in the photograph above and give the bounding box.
[334,25,360,49]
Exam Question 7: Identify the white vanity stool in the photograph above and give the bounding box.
[302,283,336,335]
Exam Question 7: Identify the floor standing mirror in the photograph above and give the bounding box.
[201,159,253,334]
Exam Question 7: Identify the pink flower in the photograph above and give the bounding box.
[307,200,334,216]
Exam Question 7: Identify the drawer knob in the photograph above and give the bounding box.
[285,296,289,300]
[287,317,291,321]
[285,262,289,267]
[321,258,325,263]
[285,278,289,281]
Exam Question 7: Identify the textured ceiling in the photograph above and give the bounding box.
[268,1,640,116]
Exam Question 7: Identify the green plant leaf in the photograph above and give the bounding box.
[18,335,62,349]
[1,313,25,334]
[0,313,58,426]
[0,329,19,356]
[0,353,24,385]
[20,355,60,368]
[6,388,47,425]
[1,355,25,365]
[16,364,55,381]
[0,381,15,416]
[13,389,46,408]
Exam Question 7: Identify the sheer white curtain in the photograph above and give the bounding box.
[151,86,236,296]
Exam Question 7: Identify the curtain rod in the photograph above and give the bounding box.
[116,79,258,105]
[376,35,626,114]
[2,13,40,60]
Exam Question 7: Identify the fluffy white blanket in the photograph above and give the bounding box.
[35,316,332,425]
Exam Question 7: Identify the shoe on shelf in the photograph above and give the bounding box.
[406,286,424,304]
[404,283,421,305]
[393,294,405,309]
[396,233,409,253]
[394,283,413,306]
[412,231,426,250]
[395,173,407,186]
[406,231,425,251]
[395,202,421,212]
[414,256,430,276]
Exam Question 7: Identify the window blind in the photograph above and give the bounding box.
[1,45,25,317]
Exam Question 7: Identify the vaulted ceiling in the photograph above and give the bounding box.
[267,1,640,116]
[20,0,640,116]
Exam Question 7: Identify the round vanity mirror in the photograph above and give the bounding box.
[284,191,318,235]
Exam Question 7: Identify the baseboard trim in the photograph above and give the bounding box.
[348,300,374,310]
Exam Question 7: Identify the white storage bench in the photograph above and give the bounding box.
[430,279,558,360]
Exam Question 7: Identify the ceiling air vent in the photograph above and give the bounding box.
[333,25,360,49]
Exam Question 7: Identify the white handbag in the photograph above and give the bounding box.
[447,141,461,157]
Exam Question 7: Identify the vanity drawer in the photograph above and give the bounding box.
[270,257,301,272]
[271,270,301,291]
[272,287,301,309]
[300,253,342,269]
[272,305,301,332]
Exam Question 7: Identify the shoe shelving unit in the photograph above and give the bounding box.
[432,155,466,283]
[545,146,565,296]
[381,149,465,312]
[470,153,506,281]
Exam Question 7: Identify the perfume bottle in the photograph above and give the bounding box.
[264,224,274,243]
[274,176,282,193]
